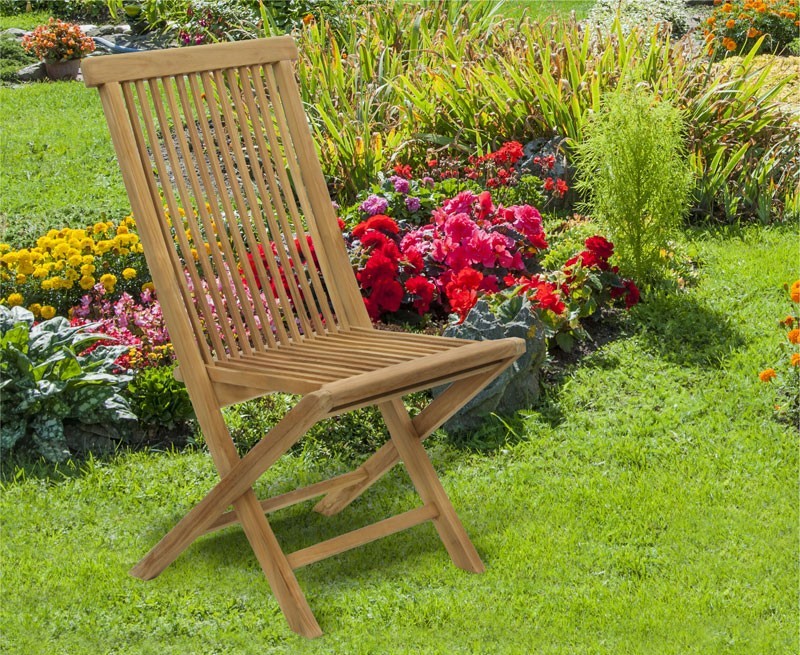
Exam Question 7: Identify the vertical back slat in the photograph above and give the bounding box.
[121,82,213,364]
[145,78,251,358]
[172,75,282,348]
[158,75,267,354]
[258,64,340,333]
[184,74,302,345]
[200,70,316,338]
[271,60,371,328]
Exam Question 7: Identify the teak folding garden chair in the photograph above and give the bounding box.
[82,36,524,637]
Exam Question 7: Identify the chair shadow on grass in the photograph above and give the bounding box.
[185,476,445,585]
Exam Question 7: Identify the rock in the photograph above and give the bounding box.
[79,24,97,34]
[17,62,45,82]
[115,24,132,34]
[2,28,26,39]
[435,297,547,436]
[86,24,118,37]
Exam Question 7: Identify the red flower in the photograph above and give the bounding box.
[544,177,555,192]
[393,163,413,179]
[585,235,614,261]
[337,217,346,231]
[352,214,399,238]
[477,191,494,221]
[368,277,404,317]
[623,280,640,308]
[555,178,569,197]
[445,267,484,320]
[357,251,398,288]
[405,276,436,314]
[532,280,566,315]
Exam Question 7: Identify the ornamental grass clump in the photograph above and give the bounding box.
[574,84,693,283]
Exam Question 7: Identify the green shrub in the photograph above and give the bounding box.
[0,305,135,462]
[0,0,111,22]
[0,33,35,82]
[573,85,692,282]
[126,365,193,431]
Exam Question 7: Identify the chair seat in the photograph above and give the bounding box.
[206,327,525,411]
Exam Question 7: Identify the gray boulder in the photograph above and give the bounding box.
[17,62,45,82]
[2,28,26,39]
[436,296,547,436]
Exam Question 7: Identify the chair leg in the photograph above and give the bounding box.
[379,398,484,574]
[315,361,513,517]
[131,391,332,638]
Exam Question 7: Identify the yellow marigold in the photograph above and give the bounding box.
[6,292,23,307]
[79,275,95,290]
[17,261,35,276]
[52,242,70,258]
[726,18,736,27]
[790,280,800,303]
[122,267,137,280]
[1,252,19,265]
[791,353,800,367]
[117,224,129,235]
[141,282,155,292]
[28,303,42,317]
[40,278,55,290]
[64,269,79,282]
[789,328,800,344]
[67,254,83,267]
[80,263,96,275]
[16,273,26,284]
[40,305,56,319]
[758,368,776,382]
[99,273,117,292]
[0,243,10,253]
[92,222,108,235]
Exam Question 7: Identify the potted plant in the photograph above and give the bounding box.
[22,18,96,81]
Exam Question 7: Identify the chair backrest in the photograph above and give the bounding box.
[83,37,369,369]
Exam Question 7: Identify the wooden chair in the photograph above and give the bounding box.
[82,36,524,638]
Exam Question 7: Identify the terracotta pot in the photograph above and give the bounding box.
[44,58,82,81]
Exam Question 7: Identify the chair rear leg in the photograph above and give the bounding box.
[315,361,513,517]
[379,398,484,573]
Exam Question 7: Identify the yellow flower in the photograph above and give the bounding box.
[67,254,83,267]
[28,303,42,317]
[0,243,10,253]
[79,275,96,290]
[33,266,49,279]
[92,222,108,235]
[122,267,137,280]
[52,242,70,258]
[40,305,56,319]
[99,273,117,293]
[6,292,23,307]
[16,273,26,284]
[141,282,155,292]
[117,224,129,235]
[80,263,96,275]
[1,252,19,265]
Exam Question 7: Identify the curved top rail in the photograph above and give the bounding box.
[82,35,298,87]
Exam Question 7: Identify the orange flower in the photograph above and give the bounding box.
[726,18,736,28]
[791,353,800,367]
[784,315,796,327]
[788,328,800,344]
[707,15,717,24]
[747,27,761,37]
[721,2,734,10]
[790,280,800,303]
[726,38,738,50]
[759,368,777,382]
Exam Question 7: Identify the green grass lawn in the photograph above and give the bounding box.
[1,225,796,654]
[0,10,51,31]
[503,0,595,20]
[0,81,130,247]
